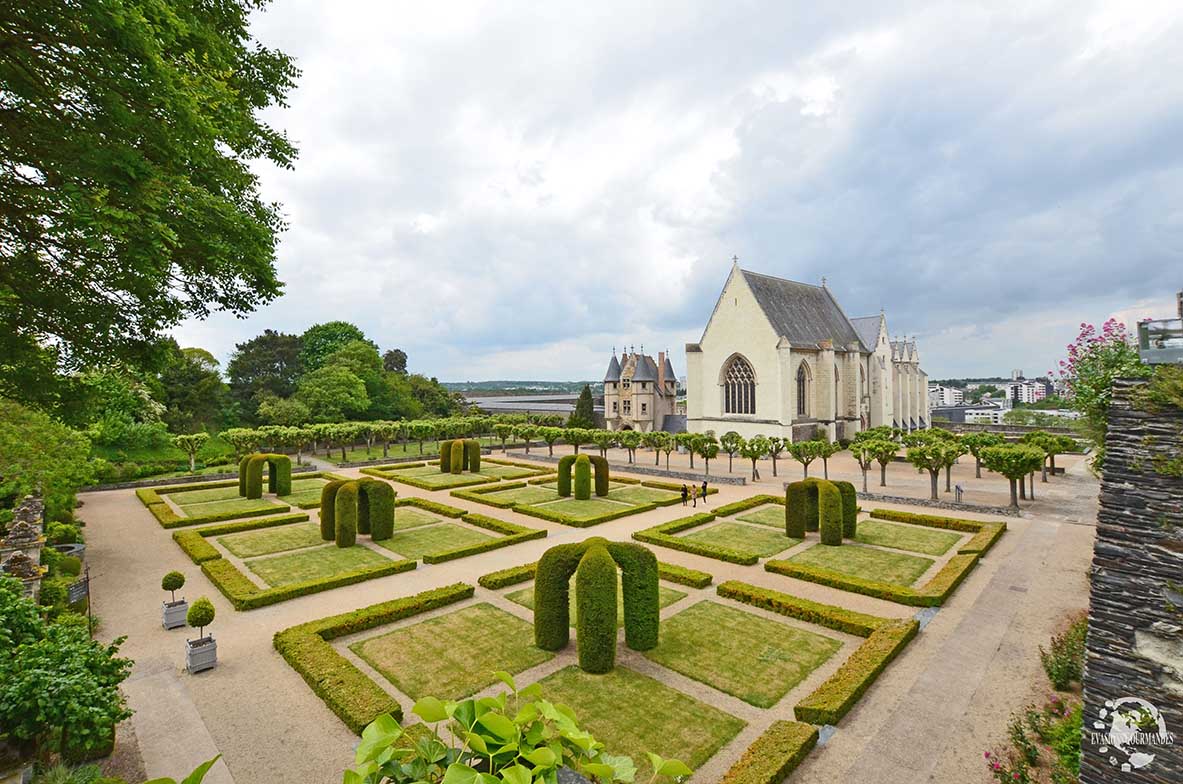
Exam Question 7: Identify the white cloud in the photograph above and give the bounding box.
[174,0,1183,380]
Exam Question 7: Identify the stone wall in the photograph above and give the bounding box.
[1081,378,1182,783]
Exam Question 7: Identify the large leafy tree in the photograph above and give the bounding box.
[295,365,369,423]
[382,348,408,374]
[0,397,92,520]
[157,344,228,433]
[299,322,374,372]
[226,330,304,423]
[0,0,298,405]
[567,385,596,429]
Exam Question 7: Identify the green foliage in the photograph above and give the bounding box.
[256,396,311,427]
[568,384,597,428]
[273,583,474,733]
[299,322,375,373]
[478,562,538,590]
[419,513,546,564]
[464,439,481,472]
[335,483,359,548]
[0,398,93,521]
[867,509,1007,555]
[449,440,465,474]
[141,756,223,784]
[203,554,413,611]
[573,454,592,500]
[0,0,297,404]
[739,435,770,479]
[172,433,211,473]
[576,543,619,673]
[0,575,47,655]
[784,482,808,538]
[719,431,745,472]
[45,521,82,545]
[296,365,370,423]
[833,481,857,537]
[227,330,304,423]
[534,543,584,651]
[157,344,229,435]
[362,480,396,541]
[557,454,576,497]
[981,444,1045,505]
[589,454,610,497]
[715,581,885,636]
[817,481,843,546]
[320,480,346,540]
[1039,613,1088,690]
[162,571,185,600]
[607,542,660,652]
[633,513,758,565]
[719,720,817,784]
[186,597,215,635]
[657,562,713,589]
[788,440,823,476]
[244,454,267,499]
[765,553,980,607]
[438,439,453,473]
[345,677,676,783]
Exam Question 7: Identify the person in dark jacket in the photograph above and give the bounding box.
[701,480,708,505]
[680,484,688,506]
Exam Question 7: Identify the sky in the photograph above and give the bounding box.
[174,0,1183,382]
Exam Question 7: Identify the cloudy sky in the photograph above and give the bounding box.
[175,0,1183,382]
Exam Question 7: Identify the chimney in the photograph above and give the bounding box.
[658,351,666,390]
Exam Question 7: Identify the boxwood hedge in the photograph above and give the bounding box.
[720,720,819,784]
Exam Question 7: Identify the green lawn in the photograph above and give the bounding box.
[374,523,495,560]
[245,545,392,587]
[854,519,962,556]
[322,437,522,465]
[350,603,551,700]
[644,601,842,708]
[539,480,628,492]
[678,522,800,559]
[530,497,634,521]
[482,485,558,505]
[168,485,242,505]
[479,464,541,479]
[534,666,745,770]
[278,477,329,507]
[735,505,787,529]
[505,579,686,627]
[606,486,680,505]
[392,508,444,530]
[218,522,325,558]
[386,465,502,490]
[176,496,286,518]
[787,543,934,586]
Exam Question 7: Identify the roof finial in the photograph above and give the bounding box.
[732,254,739,265]
[821,275,827,288]
[640,343,644,356]
[611,345,616,356]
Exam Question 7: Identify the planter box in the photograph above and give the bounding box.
[186,636,217,673]
[162,599,189,630]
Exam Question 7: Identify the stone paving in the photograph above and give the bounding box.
[78,448,1098,783]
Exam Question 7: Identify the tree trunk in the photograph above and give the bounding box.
[1041,460,1048,483]
[705,459,710,476]
[296,448,302,465]
[1019,477,1026,500]
[666,452,671,470]
[929,471,939,501]
[1050,454,1057,473]
[880,464,887,486]
[189,453,196,473]
[1009,478,1019,508]
[1029,472,1036,499]
[549,443,555,456]
[341,446,347,462]
[688,451,695,469]
[502,438,508,453]
[975,456,982,479]
[728,454,734,472]
[418,439,424,455]
[803,463,809,479]
[655,449,661,466]
[573,443,579,454]
[945,464,952,492]
[862,468,868,493]
[771,456,778,477]
[383,441,389,458]
[823,458,829,479]
[751,460,758,481]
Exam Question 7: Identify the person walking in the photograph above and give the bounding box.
[691,484,697,508]
[701,480,708,506]
[680,484,688,507]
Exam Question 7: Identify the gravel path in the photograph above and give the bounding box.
[78,451,1097,784]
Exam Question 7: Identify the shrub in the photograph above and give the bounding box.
[265,454,292,496]
[607,541,659,651]
[334,482,358,548]
[395,496,465,518]
[320,480,347,541]
[716,581,885,637]
[833,480,857,537]
[785,482,808,538]
[818,481,843,546]
[57,555,82,577]
[363,479,396,540]
[449,440,465,474]
[172,531,221,564]
[534,542,585,650]
[573,454,592,500]
[478,562,537,589]
[712,495,781,517]
[764,554,979,607]
[171,513,311,565]
[45,521,82,545]
[720,720,818,784]
[273,583,473,732]
[464,438,481,472]
[438,440,453,473]
[557,454,576,497]
[245,454,268,499]
[575,543,618,673]
[187,597,215,636]
[161,571,186,601]
[657,562,713,588]
[1040,613,1088,690]
[588,454,609,497]
[238,454,251,496]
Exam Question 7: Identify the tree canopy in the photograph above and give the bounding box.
[299,322,375,372]
[0,0,299,405]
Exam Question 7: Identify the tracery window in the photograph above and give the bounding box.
[797,362,811,417]
[723,356,756,415]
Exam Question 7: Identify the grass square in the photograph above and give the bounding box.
[278,477,329,507]
[480,464,539,479]
[482,485,559,505]
[392,508,443,530]
[505,580,686,627]
[678,521,800,558]
[374,522,495,560]
[644,601,842,708]
[606,486,680,505]
[539,480,628,492]
[787,542,934,586]
[169,485,241,505]
[350,603,551,700]
[245,545,392,587]
[734,505,787,528]
[218,522,324,558]
[176,497,286,518]
[534,666,745,769]
[390,469,500,490]
[854,519,962,556]
[529,497,634,521]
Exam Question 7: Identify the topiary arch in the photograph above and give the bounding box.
[557,454,609,499]
[534,538,659,673]
[786,477,844,545]
[440,438,481,474]
[319,478,397,547]
[241,453,292,499]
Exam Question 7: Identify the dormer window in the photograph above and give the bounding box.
[622,378,631,389]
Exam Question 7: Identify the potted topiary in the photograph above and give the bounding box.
[161,571,188,630]
[185,597,217,673]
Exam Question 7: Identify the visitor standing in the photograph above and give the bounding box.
[692,485,697,507]
[680,484,688,506]
[701,480,708,506]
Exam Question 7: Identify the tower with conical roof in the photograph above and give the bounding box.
[602,346,680,432]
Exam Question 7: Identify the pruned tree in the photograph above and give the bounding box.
[766,436,787,478]
[172,433,210,474]
[789,439,822,478]
[740,435,770,481]
[981,444,1045,509]
[617,430,643,463]
[719,431,744,473]
[962,432,1004,479]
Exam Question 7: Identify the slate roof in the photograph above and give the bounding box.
[631,354,658,382]
[604,354,621,382]
[663,355,677,381]
[850,315,883,352]
[741,270,866,351]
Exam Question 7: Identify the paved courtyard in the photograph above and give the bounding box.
[79,447,1098,783]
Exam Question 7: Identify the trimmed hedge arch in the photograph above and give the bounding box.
[535,538,659,672]
[464,439,481,472]
[242,453,292,499]
[786,477,844,544]
[440,439,481,474]
[833,480,858,538]
[439,440,454,473]
[320,478,397,546]
[558,453,609,499]
[449,440,465,474]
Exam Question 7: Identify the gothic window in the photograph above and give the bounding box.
[723,356,756,415]
[641,402,647,415]
[623,399,631,415]
[797,362,811,417]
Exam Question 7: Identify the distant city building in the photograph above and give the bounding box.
[603,347,680,432]
[1011,369,1024,380]
[1005,380,1047,404]
[685,261,929,441]
[928,384,964,407]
